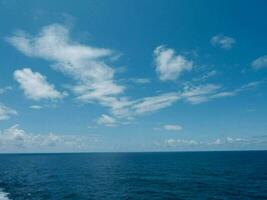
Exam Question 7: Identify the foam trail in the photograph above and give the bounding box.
[0,188,10,200]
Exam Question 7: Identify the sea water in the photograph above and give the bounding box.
[0,151,266,199]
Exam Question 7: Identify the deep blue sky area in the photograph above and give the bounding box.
[0,0,267,152]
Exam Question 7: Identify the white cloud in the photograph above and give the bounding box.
[0,125,28,148]
[0,104,17,120]
[211,34,235,49]
[165,138,198,147]
[0,87,17,120]
[99,81,260,125]
[73,81,124,103]
[96,114,117,127]
[131,92,180,115]
[164,124,183,131]
[104,83,229,122]
[8,24,124,104]
[29,105,43,109]
[251,55,267,70]
[92,92,181,122]
[83,92,181,127]
[130,78,151,84]
[180,81,262,104]
[14,68,63,100]
[0,86,12,94]
[7,25,112,62]
[193,70,217,82]
[8,24,259,126]
[165,136,257,148]
[0,125,96,152]
[165,138,177,147]
[225,137,248,143]
[210,91,236,98]
[211,137,249,145]
[181,83,221,104]
[238,81,263,92]
[154,45,193,81]
[213,138,222,145]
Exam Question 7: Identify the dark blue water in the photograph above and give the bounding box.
[0,151,267,200]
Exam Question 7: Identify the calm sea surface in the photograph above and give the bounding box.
[0,151,266,200]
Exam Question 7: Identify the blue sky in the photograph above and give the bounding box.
[0,0,267,152]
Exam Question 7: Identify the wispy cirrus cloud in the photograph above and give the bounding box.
[252,55,267,70]
[154,125,184,132]
[29,105,43,110]
[131,92,180,115]
[96,114,117,127]
[210,34,235,50]
[192,70,217,83]
[0,87,17,120]
[0,86,12,94]
[0,104,17,120]
[181,83,221,104]
[97,80,262,125]
[100,92,180,120]
[154,45,193,81]
[163,124,183,131]
[181,81,263,105]
[129,78,151,84]
[14,68,64,101]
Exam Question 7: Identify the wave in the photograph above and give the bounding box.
[0,188,10,200]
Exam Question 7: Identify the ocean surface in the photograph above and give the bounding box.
[0,151,267,200]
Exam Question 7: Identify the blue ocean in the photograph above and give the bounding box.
[0,151,267,199]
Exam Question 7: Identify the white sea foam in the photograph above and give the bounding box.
[0,188,10,200]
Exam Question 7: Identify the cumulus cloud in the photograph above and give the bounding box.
[14,68,64,100]
[0,125,96,152]
[211,34,235,49]
[0,104,17,120]
[7,24,124,104]
[251,55,267,70]
[154,45,193,81]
